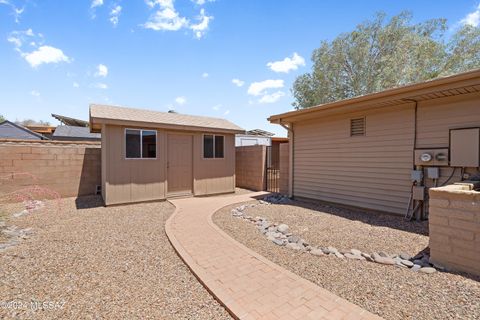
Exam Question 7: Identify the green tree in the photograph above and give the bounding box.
[0,115,5,122]
[292,12,480,109]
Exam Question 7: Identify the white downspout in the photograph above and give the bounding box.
[279,121,294,198]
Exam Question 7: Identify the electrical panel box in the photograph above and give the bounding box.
[414,149,449,166]
[411,170,423,182]
[450,128,480,167]
[412,186,425,200]
[427,167,440,179]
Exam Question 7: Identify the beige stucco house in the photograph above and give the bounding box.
[269,69,480,216]
[90,104,244,205]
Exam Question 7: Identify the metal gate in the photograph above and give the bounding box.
[265,146,279,192]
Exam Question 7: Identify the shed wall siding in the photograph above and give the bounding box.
[103,125,235,205]
[103,125,166,205]
[193,133,236,195]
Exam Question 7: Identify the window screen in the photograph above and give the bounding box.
[126,129,141,158]
[126,129,156,159]
[142,130,157,158]
[350,117,365,136]
[203,135,214,158]
[214,135,224,158]
[203,135,224,158]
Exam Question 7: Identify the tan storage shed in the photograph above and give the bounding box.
[269,69,480,215]
[90,104,244,205]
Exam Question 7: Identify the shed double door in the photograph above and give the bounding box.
[167,133,193,196]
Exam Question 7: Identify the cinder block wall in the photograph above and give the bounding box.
[429,184,480,276]
[279,143,289,195]
[0,140,101,199]
[235,145,266,191]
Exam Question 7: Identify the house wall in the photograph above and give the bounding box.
[292,91,480,215]
[429,184,480,276]
[102,125,235,205]
[235,145,266,191]
[0,140,101,199]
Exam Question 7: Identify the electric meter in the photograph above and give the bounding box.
[420,153,433,162]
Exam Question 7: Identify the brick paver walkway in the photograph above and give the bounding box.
[166,192,382,320]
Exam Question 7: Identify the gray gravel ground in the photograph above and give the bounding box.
[213,199,480,320]
[0,196,231,320]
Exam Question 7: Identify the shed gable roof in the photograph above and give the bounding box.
[89,104,244,134]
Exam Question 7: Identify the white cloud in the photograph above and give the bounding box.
[143,0,188,31]
[212,104,221,111]
[110,5,122,26]
[30,90,40,97]
[258,91,285,104]
[232,78,245,87]
[22,45,70,68]
[191,0,215,5]
[247,79,284,96]
[223,110,230,115]
[202,72,209,78]
[143,0,213,38]
[461,4,480,27]
[189,8,212,39]
[91,0,103,8]
[93,83,108,89]
[73,82,80,88]
[267,52,305,73]
[175,96,186,105]
[1,0,24,23]
[7,28,35,48]
[95,64,108,77]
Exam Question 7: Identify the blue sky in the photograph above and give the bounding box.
[1,0,479,136]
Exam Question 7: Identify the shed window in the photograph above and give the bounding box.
[204,134,224,158]
[350,117,365,136]
[126,129,157,159]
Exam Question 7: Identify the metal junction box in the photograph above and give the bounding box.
[450,128,480,167]
[414,148,449,166]
[412,186,425,200]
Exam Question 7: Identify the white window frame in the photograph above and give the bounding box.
[124,128,157,160]
[202,134,225,159]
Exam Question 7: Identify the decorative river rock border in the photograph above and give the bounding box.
[231,194,440,275]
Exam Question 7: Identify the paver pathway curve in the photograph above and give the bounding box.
[166,192,382,320]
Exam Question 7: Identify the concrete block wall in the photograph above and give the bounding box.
[0,140,101,199]
[429,183,480,276]
[235,145,266,191]
[279,143,289,195]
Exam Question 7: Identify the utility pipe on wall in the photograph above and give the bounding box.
[279,121,294,198]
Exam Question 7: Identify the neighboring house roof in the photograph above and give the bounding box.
[0,120,48,140]
[25,125,56,134]
[52,113,89,127]
[52,125,101,140]
[245,129,275,137]
[89,104,245,134]
[269,68,480,124]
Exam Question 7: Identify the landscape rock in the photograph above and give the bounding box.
[310,248,324,256]
[350,249,362,256]
[399,253,411,260]
[288,235,301,243]
[286,243,304,250]
[277,224,289,234]
[401,260,414,267]
[372,253,396,265]
[361,253,374,262]
[272,239,285,246]
[411,264,422,272]
[419,267,437,274]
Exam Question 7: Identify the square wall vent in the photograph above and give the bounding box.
[350,117,365,136]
